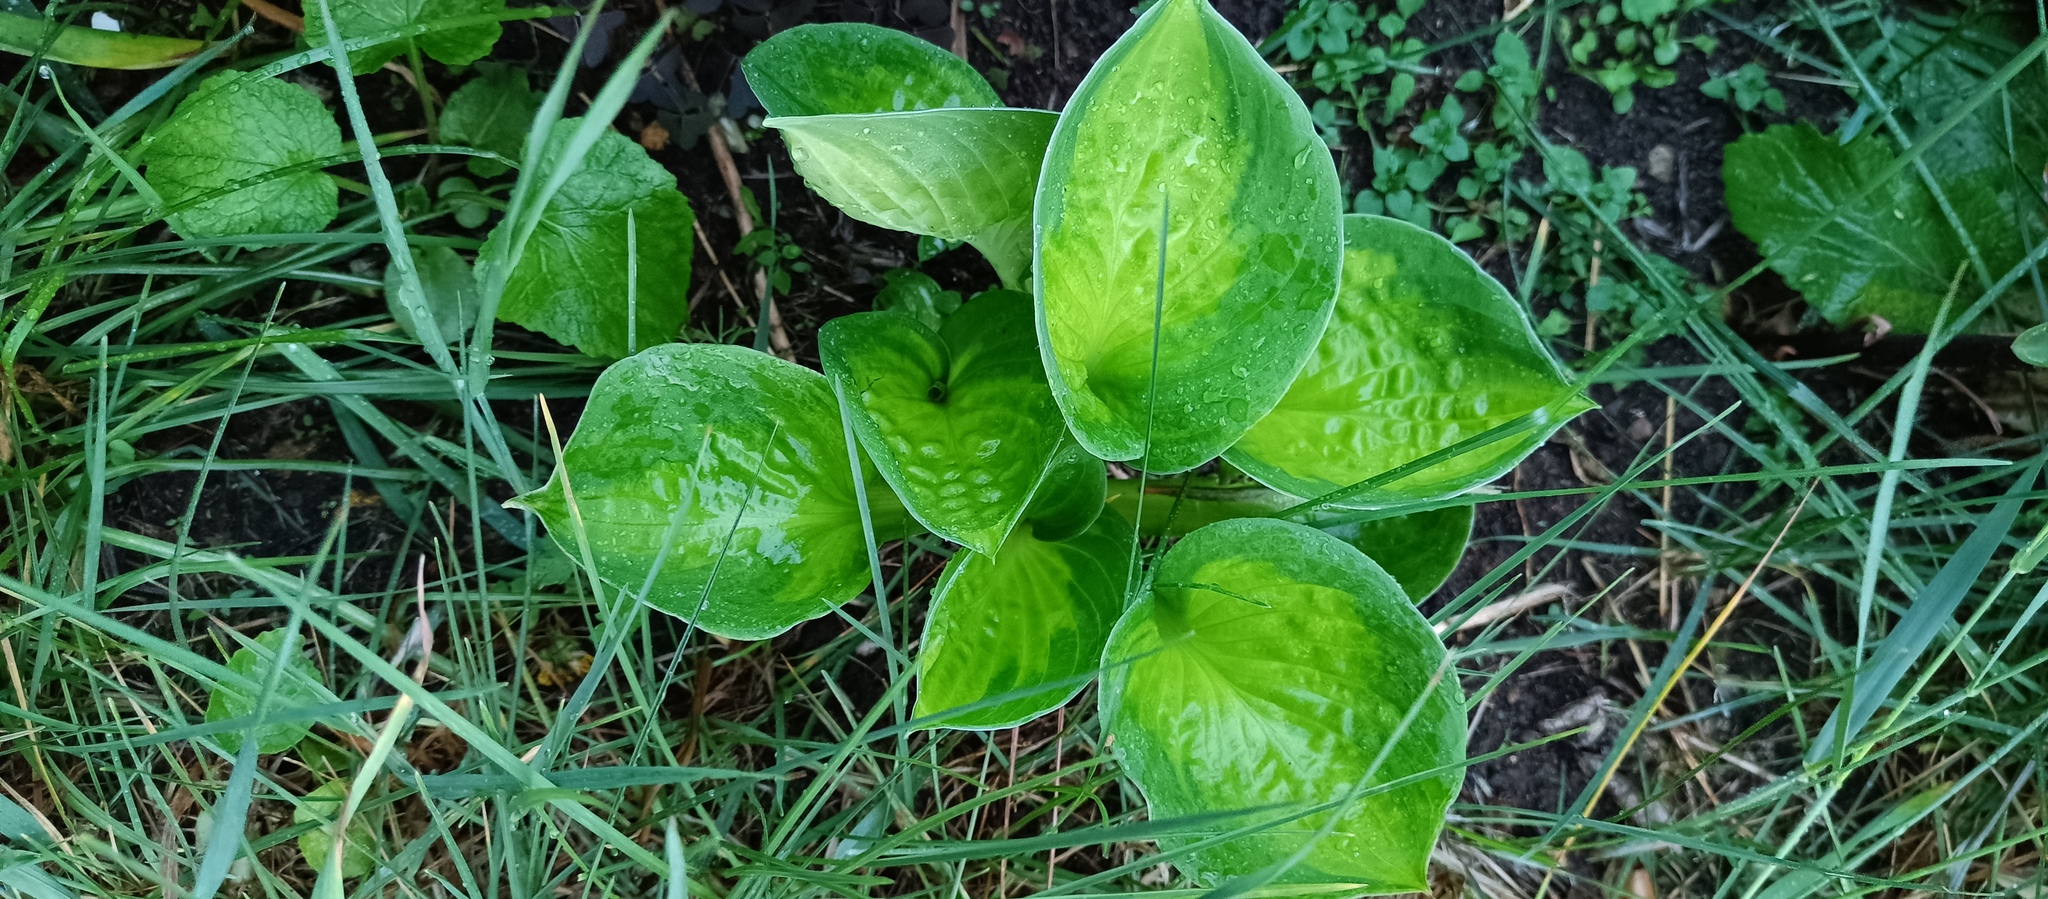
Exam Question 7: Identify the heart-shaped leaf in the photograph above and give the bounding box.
[1035,0,1343,473]
[770,109,1054,288]
[742,22,1000,118]
[821,291,1064,555]
[916,509,1134,729]
[512,344,910,640]
[204,628,324,755]
[1101,518,1464,893]
[1227,214,1594,506]
[144,72,342,240]
[1021,441,1107,543]
[479,118,696,359]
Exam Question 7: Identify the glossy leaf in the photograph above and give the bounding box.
[1022,441,1107,542]
[204,629,324,755]
[511,344,909,640]
[2017,323,2048,366]
[874,270,961,331]
[480,118,696,359]
[1323,505,1472,600]
[916,510,1134,729]
[742,22,999,117]
[1101,518,1464,893]
[305,0,506,76]
[145,73,341,240]
[771,109,1054,288]
[0,11,201,69]
[440,62,538,177]
[1035,0,1343,473]
[1105,477,1468,597]
[1226,215,1594,505]
[821,291,1063,555]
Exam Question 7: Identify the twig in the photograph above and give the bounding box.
[242,0,303,32]
[950,0,970,59]
[1445,583,1575,634]
[707,124,791,358]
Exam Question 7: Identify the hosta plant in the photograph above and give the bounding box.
[520,0,1591,892]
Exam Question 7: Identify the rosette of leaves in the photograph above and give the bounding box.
[529,1,1603,887]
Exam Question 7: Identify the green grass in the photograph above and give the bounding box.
[7,1,2048,898]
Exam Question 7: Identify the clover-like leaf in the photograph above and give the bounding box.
[1322,505,1472,600]
[821,291,1064,555]
[1021,441,1106,543]
[305,0,506,76]
[1101,518,1464,894]
[204,628,324,755]
[511,344,910,640]
[771,109,1054,288]
[440,62,538,177]
[479,118,696,359]
[144,72,342,240]
[742,22,1000,118]
[1226,214,1594,506]
[916,509,1133,729]
[1035,0,1343,473]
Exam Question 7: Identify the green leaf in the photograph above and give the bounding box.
[1723,123,1999,332]
[769,109,1055,288]
[384,245,476,350]
[915,509,1134,729]
[305,0,506,76]
[874,271,962,331]
[1321,505,1471,600]
[1100,518,1464,893]
[144,73,342,240]
[0,11,202,69]
[480,118,696,359]
[2017,323,2048,366]
[296,779,378,879]
[1226,215,1594,505]
[511,344,910,640]
[821,291,1065,555]
[1035,0,1344,473]
[203,629,323,755]
[1022,441,1107,542]
[440,62,538,177]
[741,23,1000,118]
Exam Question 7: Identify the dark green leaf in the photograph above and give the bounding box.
[1036,0,1344,473]
[874,271,962,331]
[145,73,341,240]
[742,23,999,117]
[441,62,538,177]
[1101,518,1464,893]
[1321,506,1472,600]
[511,344,911,640]
[1226,215,1594,505]
[1023,441,1107,542]
[821,292,1064,554]
[480,118,696,359]
[305,0,505,76]
[384,245,476,350]
[915,510,1134,729]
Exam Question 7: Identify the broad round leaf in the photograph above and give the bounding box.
[480,118,696,359]
[742,22,999,117]
[1034,0,1343,473]
[916,509,1134,729]
[384,245,477,351]
[1023,441,1107,542]
[145,72,341,240]
[771,109,1054,287]
[1226,214,1595,506]
[296,779,378,878]
[1101,518,1464,893]
[305,0,506,76]
[512,344,908,640]
[440,63,538,177]
[204,628,324,755]
[1323,505,1473,600]
[821,292,1063,555]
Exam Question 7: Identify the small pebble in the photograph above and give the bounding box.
[1648,144,1677,183]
